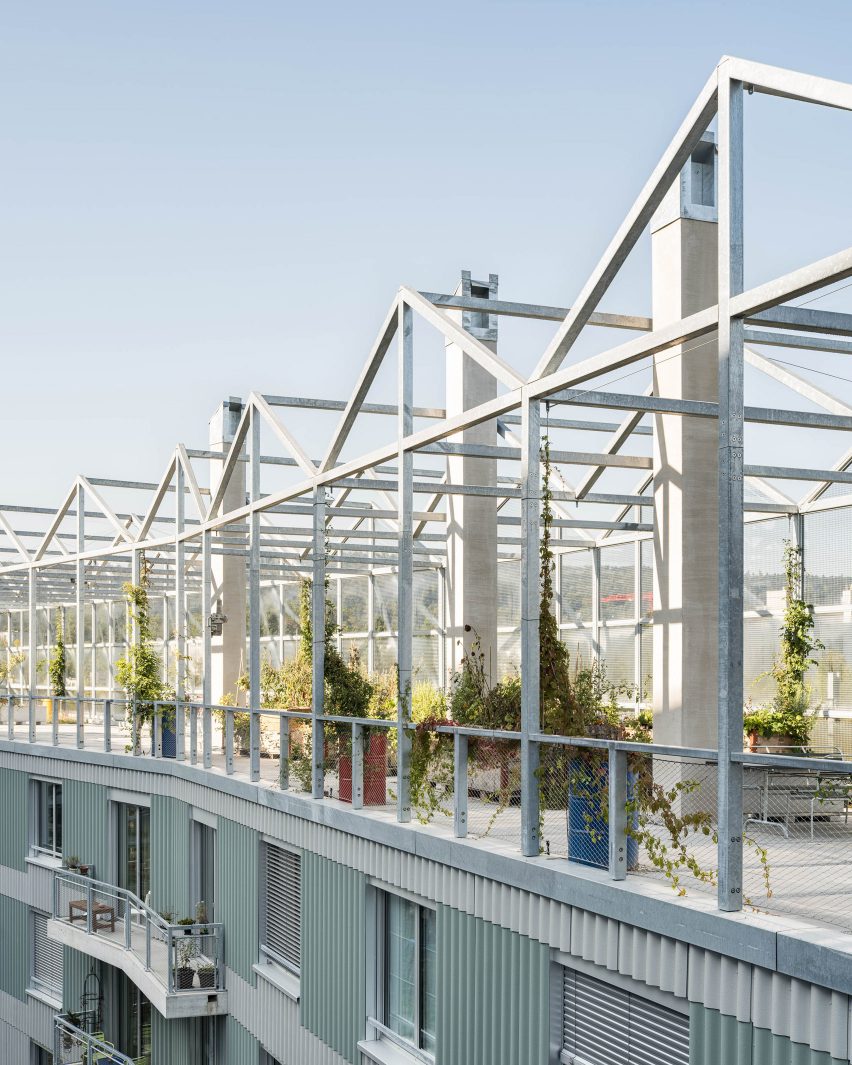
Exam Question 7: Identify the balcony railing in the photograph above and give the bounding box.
[52,870,224,996]
[54,1014,137,1065]
[7,693,852,932]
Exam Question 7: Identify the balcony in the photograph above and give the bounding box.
[54,1013,138,1065]
[49,871,227,1019]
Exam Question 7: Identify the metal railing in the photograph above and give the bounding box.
[8,693,852,928]
[52,869,224,993]
[54,1014,136,1065]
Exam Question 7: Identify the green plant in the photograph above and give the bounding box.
[0,641,25,688]
[115,557,172,741]
[48,609,67,699]
[64,855,81,870]
[748,541,823,743]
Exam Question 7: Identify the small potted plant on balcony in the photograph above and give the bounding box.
[197,963,216,989]
[64,855,81,872]
[177,916,195,936]
[174,941,196,990]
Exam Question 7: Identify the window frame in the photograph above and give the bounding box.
[369,887,437,1064]
[259,839,302,977]
[30,778,62,862]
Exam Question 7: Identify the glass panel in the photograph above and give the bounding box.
[420,907,437,1053]
[743,615,778,703]
[281,583,302,637]
[340,576,368,633]
[560,551,593,623]
[599,626,635,688]
[600,544,634,621]
[385,894,416,1045]
[640,539,653,621]
[374,574,398,634]
[560,627,594,670]
[413,570,439,635]
[497,560,520,628]
[805,509,852,608]
[744,517,789,613]
[260,587,281,637]
[412,636,438,687]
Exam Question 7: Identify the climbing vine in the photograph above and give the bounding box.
[48,608,67,699]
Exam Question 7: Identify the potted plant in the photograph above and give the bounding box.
[64,855,81,872]
[115,556,176,757]
[744,541,822,752]
[197,963,216,989]
[158,910,174,924]
[77,863,91,877]
[174,941,196,989]
[177,916,195,935]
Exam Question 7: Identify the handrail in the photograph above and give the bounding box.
[52,869,225,993]
[54,1014,135,1065]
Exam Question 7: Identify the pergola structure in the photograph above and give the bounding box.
[4,57,852,918]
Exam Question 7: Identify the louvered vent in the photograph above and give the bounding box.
[264,844,301,973]
[32,912,63,996]
[562,969,688,1065]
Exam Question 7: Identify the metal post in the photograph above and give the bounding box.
[633,539,642,704]
[125,901,131,949]
[175,461,186,761]
[166,929,172,990]
[608,746,628,880]
[591,546,601,661]
[520,394,541,856]
[5,695,12,741]
[201,529,213,768]
[249,411,261,782]
[717,72,745,912]
[145,917,152,970]
[86,879,93,934]
[279,715,290,790]
[52,693,59,746]
[153,704,162,758]
[351,722,364,810]
[76,483,85,749]
[225,707,234,775]
[27,565,36,742]
[104,698,112,752]
[397,301,414,822]
[453,732,468,838]
[311,486,327,799]
[75,695,83,750]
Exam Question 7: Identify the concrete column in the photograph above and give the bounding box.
[651,135,719,749]
[445,271,499,683]
[208,398,246,703]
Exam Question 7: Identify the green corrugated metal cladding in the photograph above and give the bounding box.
[62,947,101,1015]
[301,852,366,1064]
[0,894,28,1000]
[150,795,191,919]
[220,1016,259,1065]
[217,817,258,985]
[437,905,550,1065]
[0,767,28,871]
[151,1012,204,1064]
[63,780,110,876]
[689,1003,850,1065]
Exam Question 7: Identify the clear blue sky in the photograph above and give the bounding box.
[3,0,852,507]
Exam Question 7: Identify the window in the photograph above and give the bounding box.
[30,912,63,1000]
[561,969,688,1065]
[33,780,62,859]
[260,1052,283,1065]
[374,891,436,1059]
[261,843,301,974]
[30,1043,53,1065]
